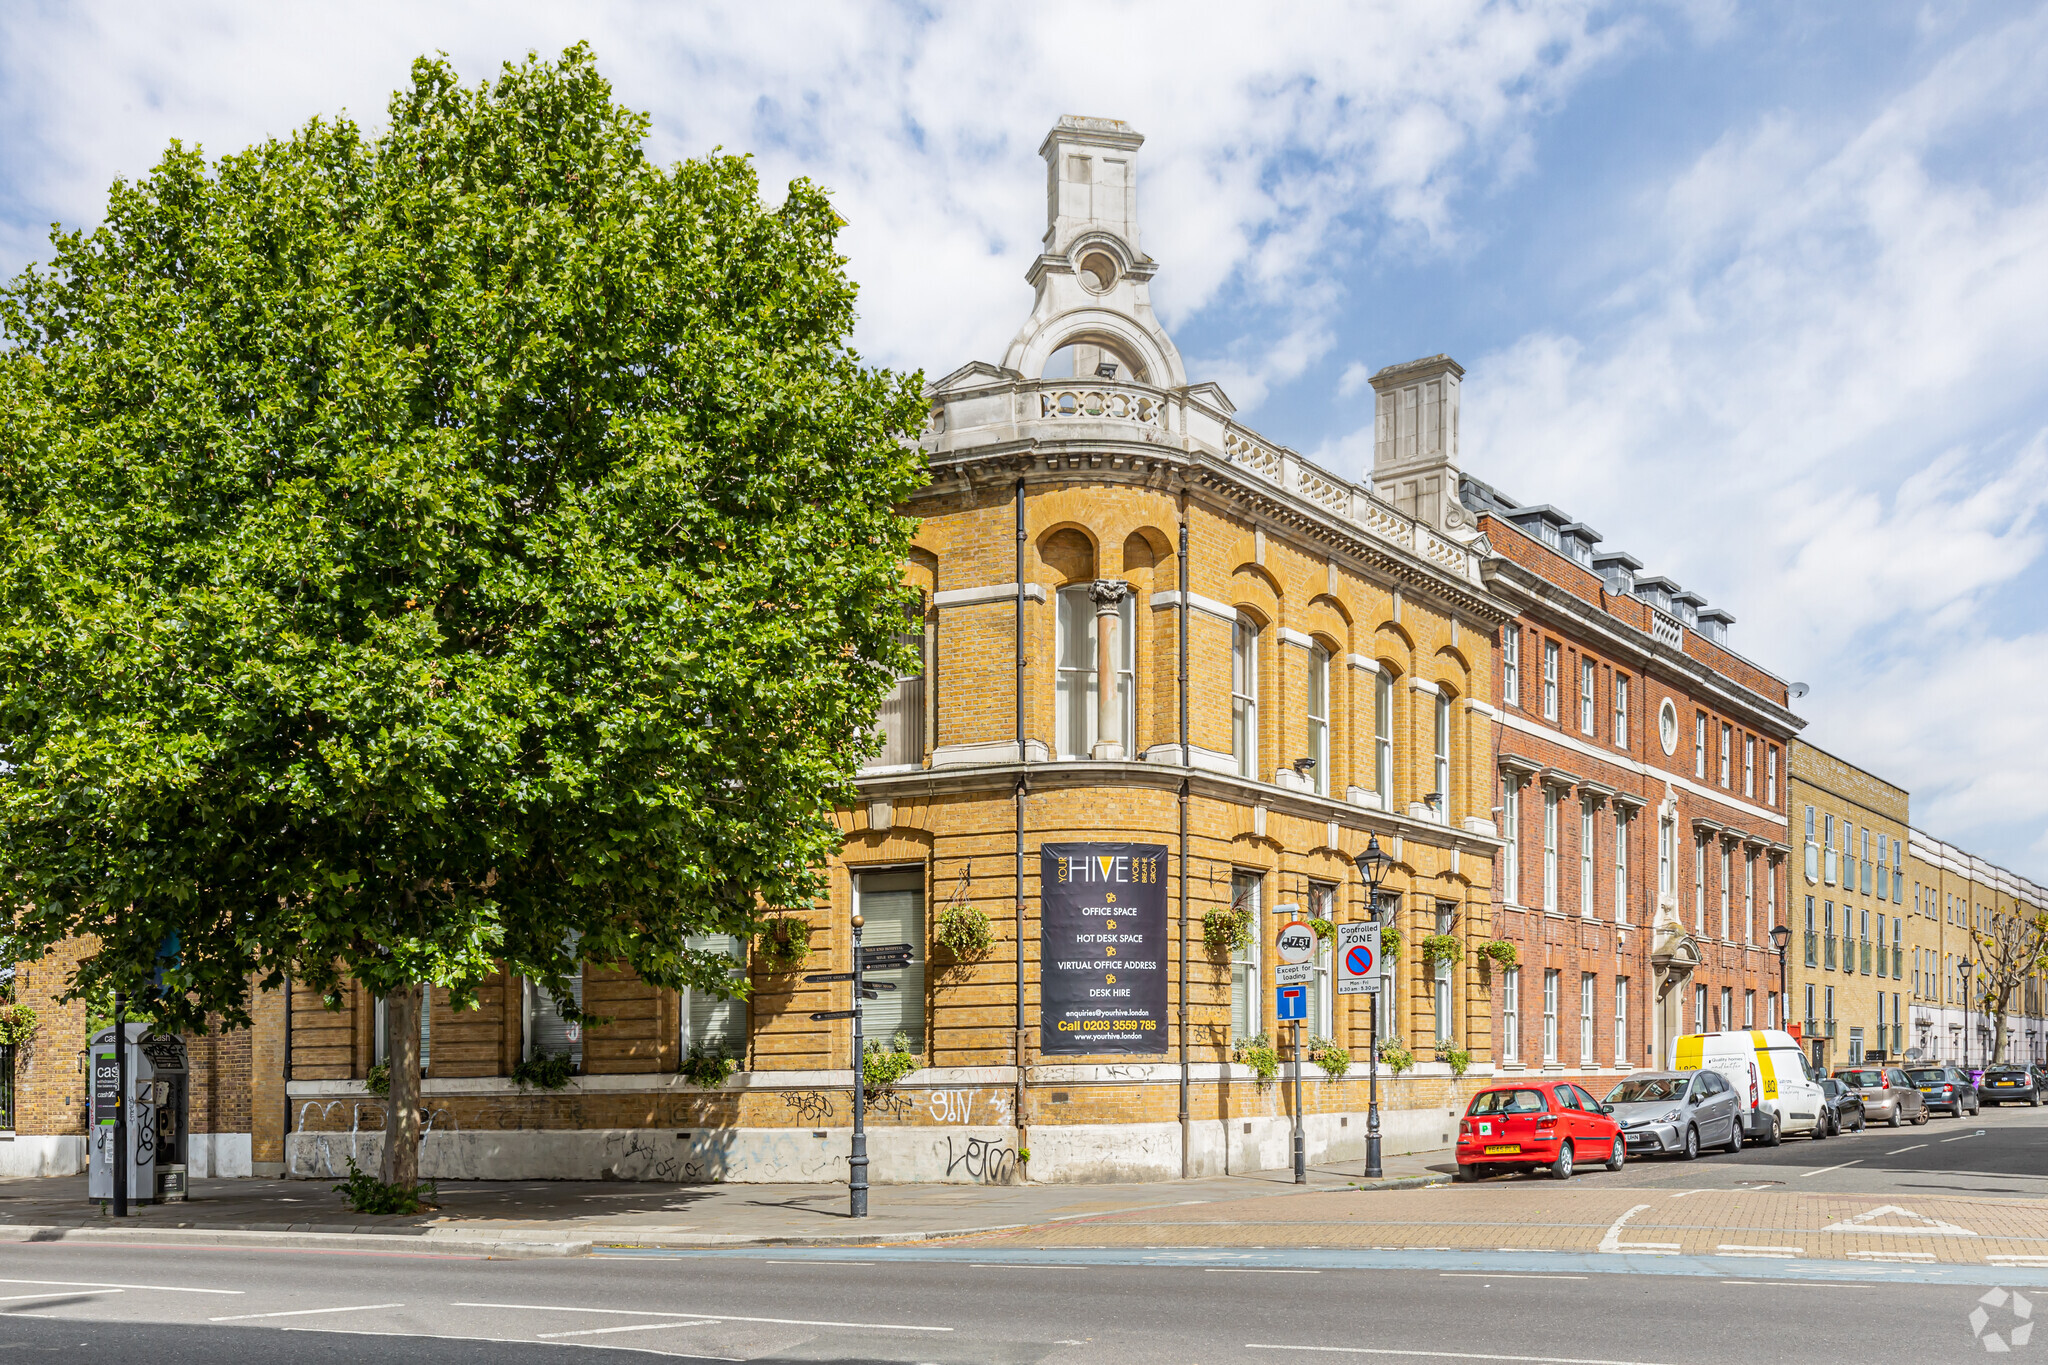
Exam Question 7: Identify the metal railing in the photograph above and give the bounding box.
[1893,946,1903,979]
[1861,941,1873,975]
[1804,930,1819,967]
[1824,936,1837,970]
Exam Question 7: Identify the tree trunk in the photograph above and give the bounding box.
[381,984,423,1187]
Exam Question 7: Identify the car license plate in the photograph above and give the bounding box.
[1483,1144,1520,1155]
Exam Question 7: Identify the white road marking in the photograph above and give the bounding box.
[1716,1246,1803,1259]
[1720,1281,1876,1289]
[1246,1346,1682,1363]
[277,1327,742,1360]
[1800,1160,1860,1178]
[0,1277,239,1296]
[211,1303,404,1321]
[1440,1274,1588,1280]
[760,1260,875,1266]
[1988,1256,2048,1267]
[452,1301,952,1332]
[1939,1133,1980,1143]
[1847,1250,1937,1262]
[970,1263,1070,1269]
[1667,1190,1711,1199]
[0,1291,123,1301]
[1598,1205,1679,1255]
[1886,1144,1926,1154]
[537,1321,718,1339]
[1206,1269,1321,1274]
[1824,1205,1976,1236]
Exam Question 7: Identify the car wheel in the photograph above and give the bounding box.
[2031,1095,2040,1108]
[1813,1109,1830,1139]
[1914,1108,1929,1125]
[1725,1117,1743,1154]
[1551,1140,1574,1180]
[1763,1114,1782,1146]
[1607,1137,1626,1173]
[1889,1106,1902,1128]
[1455,1163,1475,1182]
[1681,1125,1700,1160]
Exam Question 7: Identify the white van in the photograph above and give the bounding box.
[1673,1030,1826,1144]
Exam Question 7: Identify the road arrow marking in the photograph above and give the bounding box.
[1823,1204,1977,1236]
[1599,1204,1680,1254]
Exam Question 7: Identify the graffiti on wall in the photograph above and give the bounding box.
[288,1099,453,1178]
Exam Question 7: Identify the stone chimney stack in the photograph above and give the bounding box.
[1368,355,1467,535]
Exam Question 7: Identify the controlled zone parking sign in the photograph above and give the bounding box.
[1336,921,1382,995]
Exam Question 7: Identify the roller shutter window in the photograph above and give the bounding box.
[856,868,925,1052]
[680,934,748,1058]
[524,931,584,1073]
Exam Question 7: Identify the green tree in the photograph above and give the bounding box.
[0,45,925,1186]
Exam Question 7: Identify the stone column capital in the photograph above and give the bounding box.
[1087,578,1131,609]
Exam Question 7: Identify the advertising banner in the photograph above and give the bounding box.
[1040,842,1169,1055]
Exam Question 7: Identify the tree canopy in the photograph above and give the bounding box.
[0,44,923,1068]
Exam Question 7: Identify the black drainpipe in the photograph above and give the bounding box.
[1014,475,1029,1166]
[1177,498,1192,1179]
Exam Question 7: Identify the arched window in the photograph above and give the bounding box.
[1373,670,1393,806]
[1055,586,1134,759]
[1305,645,1330,796]
[1231,616,1259,778]
[1432,691,1452,822]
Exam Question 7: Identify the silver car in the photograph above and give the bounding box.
[1830,1065,1927,1127]
[1605,1070,1743,1160]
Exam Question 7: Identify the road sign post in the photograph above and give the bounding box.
[1338,919,1385,1180]
[1272,921,1316,1186]
[849,915,867,1219]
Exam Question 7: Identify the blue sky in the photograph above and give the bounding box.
[4,1,2045,878]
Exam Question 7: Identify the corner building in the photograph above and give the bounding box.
[1456,479,1801,1085]
[261,115,1506,1186]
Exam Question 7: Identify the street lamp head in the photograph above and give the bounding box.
[1769,924,1791,952]
[1354,836,1391,892]
[851,913,863,930]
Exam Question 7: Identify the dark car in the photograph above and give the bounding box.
[1907,1064,1981,1116]
[1818,1077,1867,1133]
[1981,1065,2043,1106]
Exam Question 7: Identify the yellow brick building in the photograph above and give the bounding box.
[1786,742,1909,1071]
[1906,832,2048,1068]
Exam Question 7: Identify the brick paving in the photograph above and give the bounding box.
[945,1181,2048,1265]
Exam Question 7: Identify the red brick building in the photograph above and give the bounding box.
[1458,476,1802,1088]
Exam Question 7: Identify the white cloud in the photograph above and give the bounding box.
[1452,7,2048,871]
[0,0,1637,401]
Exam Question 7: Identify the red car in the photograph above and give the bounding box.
[1454,1079,1624,1180]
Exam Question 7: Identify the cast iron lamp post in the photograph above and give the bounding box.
[1768,924,1791,1032]
[1960,956,1973,1075]
[1354,836,1392,1180]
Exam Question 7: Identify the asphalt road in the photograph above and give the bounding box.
[1486,1086,2048,1197]
[0,1238,2035,1364]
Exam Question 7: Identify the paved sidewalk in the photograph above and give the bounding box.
[0,1147,1450,1253]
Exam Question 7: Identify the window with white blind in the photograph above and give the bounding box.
[1766,746,1778,806]
[1232,618,1258,779]
[871,603,925,769]
[680,934,748,1059]
[1743,735,1755,797]
[1431,692,1451,821]
[1502,778,1521,905]
[1580,801,1595,916]
[1542,788,1560,911]
[1579,658,1596,734]
[1719,843,1732,940]
[1579,973,1596,1064]
[1695,712,1707,778]
[1501,967,1521,1063]
[1694,836,1706,930]
[1542,970,1559,1062]
[1614,810,1629,925]
[1614,979,1629,1066]
[1719,722,1732,787]
[855,868,925,1051]
[1613,674,1629,747]
[1542,641,1560,721]
[1373,670,1393,807]
[1305,645,1330,796]
[1229,870,1262,1042]
[1502,626,1520,707]
[1744,851,1756,944]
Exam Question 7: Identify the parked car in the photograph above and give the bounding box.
[1455,1080,1624,1181]
[1980,1064,2043,1106]
[1605,1070,1743,1159]
[1818,1077,1866,1134]
[1674,1029,1827,1142]
[1830,1065,1928,1127]
[1908,1065,1981,1116]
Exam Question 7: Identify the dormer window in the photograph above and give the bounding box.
[1602,566,1633,594]
[1538,521,1561,550]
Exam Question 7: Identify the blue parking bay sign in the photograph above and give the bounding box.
[1275,984,1308,1021]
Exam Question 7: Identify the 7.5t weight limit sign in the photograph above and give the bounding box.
[1337,921,1383,995]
